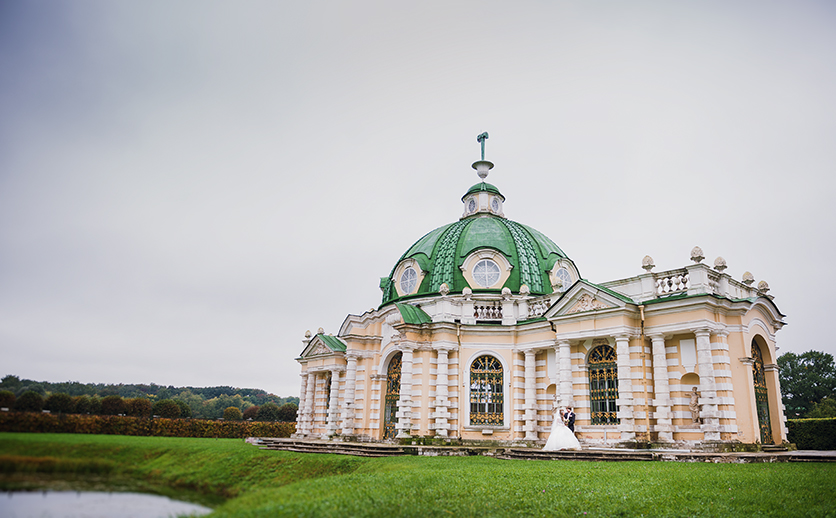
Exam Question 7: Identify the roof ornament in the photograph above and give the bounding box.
[472,132,494,179]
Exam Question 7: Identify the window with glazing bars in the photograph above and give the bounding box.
[470,355,503,425]
[588,345,619,425]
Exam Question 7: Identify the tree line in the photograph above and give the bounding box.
[778,350,836,419]
[0,375,298,422]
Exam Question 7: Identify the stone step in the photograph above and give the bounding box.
[501,449,655,462]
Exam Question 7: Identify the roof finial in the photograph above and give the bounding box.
[477,132,489,160]
[472,132,494,180]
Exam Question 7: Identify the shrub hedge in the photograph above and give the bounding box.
[0,412,295,439]
[787,418,836,450]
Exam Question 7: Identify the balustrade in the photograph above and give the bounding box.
[655,270,689,295]
[473,302,502,321]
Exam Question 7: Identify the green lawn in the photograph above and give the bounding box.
[1,433,834,517]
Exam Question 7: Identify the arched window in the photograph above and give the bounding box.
[383,352,402,440]
[588,345,619,425]
[752,340,773,444]
[470,355,503,425]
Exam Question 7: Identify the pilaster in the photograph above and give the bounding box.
[615,335,635,440]
[649,334,672,442]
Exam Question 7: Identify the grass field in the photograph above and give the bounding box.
[1,433,835,517]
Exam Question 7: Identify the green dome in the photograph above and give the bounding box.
[462,182,504,200]
[380,213,577,305]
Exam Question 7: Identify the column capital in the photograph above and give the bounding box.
[647,333,666,342]
[432,344,457,353]
[613,333,634,341]
[692,327,712,338]
[398,342,416,353]
[711,329,729,339]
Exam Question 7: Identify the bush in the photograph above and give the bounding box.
[88,396,102,415]
[73,395,92,414]
[243,405,259,420]
[173,399,192,418]
[256,403,281,422]
[44,393,74,414]
[787,418,836,450]
[100,395,126,415]
[807,398,836,418]
[14,391,44,412]
[0,390,15,408]
[153,399,181,419]
[277,403,298,422]
[0,412,295,438]
[223,407,243,421]
[125,398,152,418]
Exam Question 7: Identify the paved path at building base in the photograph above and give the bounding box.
[253,438,836,463]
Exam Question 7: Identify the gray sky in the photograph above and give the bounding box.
[1,1,834,398]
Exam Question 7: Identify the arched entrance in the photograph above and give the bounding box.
[588,345,619,425]
[752,339,773,444]
[383,352,402,440]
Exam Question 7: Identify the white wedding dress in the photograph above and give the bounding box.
[543,410,580,451]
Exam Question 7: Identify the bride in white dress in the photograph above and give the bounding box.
[543,406,580,451]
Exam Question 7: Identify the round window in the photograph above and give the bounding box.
[468,198,477,213]
[491,198,500,212]
[554,267,572,292]
[400,267,418,294]
[473,259,501,288]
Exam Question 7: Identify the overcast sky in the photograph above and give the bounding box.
[1,1,834,398]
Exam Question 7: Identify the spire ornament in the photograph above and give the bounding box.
[472,132,494,179]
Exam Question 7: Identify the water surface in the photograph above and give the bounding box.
[1,490,212,518]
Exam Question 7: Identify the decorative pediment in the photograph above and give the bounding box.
[300,333,347,358]
[566,293,610,314]
[545,280,634,318]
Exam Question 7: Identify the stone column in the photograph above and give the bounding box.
[293,373,308,438]
[556,340,572,408]
[303,371,316,436]
[649,334,673,442]
[396,345,414,438]
[615,335,635,440]
[324,369,341,438]
[341,354,358,436]
[524,349,538,440]
[434,346,452,437]
[695,329,720,441]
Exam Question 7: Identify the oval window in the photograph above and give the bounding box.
[400,267,418,294]
[554,267,572,292]
[473,259,501,288]
[468,198,477,213]
[491,198,500,212]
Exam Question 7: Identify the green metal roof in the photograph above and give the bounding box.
[381,211,578,306]
[317,334,347,352]
[462,182,504,200]
[395,303,433,325]
[582,280,637,305]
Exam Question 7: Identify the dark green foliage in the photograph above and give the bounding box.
[242,405,259,420]
[0,375,294,419]
[277,403,298,422]
[173,399,191,418]
[0,413,295,438]
[223,407,243,421]
[72,396,92,414]
[125,398,152,418]
[256,403,280,422]
[779,350,836,417]
[44,393,74,414]
[787,418,836,449]
[153,399,180,419]
[0,390,15,408]
[806,397,836,418]
[14,391,44,412]
[100,395,126,416]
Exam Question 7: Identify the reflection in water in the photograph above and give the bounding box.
[1,491,212,518]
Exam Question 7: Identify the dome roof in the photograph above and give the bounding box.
[380,211,577,305]
[462,182,504,200]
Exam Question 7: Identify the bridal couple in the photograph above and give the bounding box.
[543,400,580,451]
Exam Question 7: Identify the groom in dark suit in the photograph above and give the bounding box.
[565,406,576,433]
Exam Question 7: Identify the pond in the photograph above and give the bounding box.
[1,490,213,518]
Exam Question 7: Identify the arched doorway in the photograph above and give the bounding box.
[588,345,619,425]
[752,339,773,444]
[469,355,503,425]
[383,352,402,440]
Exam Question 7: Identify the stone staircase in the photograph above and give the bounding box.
[499,448,657,462]
[256,438,408,457]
